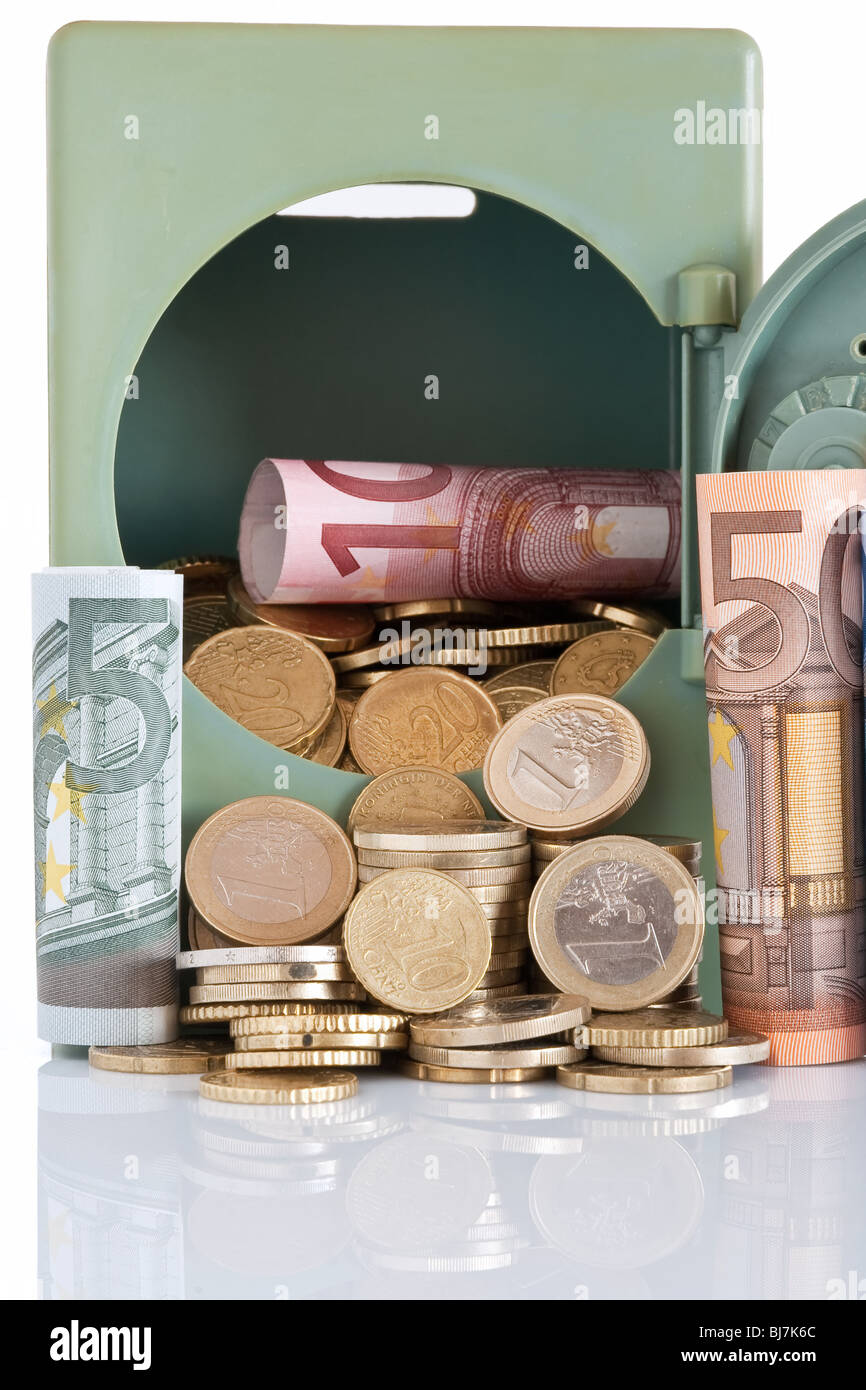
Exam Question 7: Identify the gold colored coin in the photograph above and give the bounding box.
[182,595,233,660]
[356,865,529,893]
[234,1031,407,1051]
[647,997,704,1013]
[185,797,357,946]
[550,630,656,697]
[226,575,375,652]
[357,845,531,869]
[485,950,528,971]
[196,963,354,984]
[531,841,579,862]
[158,554,237,597]
[555,1061,733,1094]
[200,1069,358,1105]
[484,933,530,953]
[225,1048,381,1069]
[529,836,703,1011]
[629,835,702,866]
[184,626,336,750]
[177,942,346,969]
[340,745,365,772]
[230,1010,407,1036]
[581,1008,728,1048]
[373,598,504,621]
[484,660,556,694]
[475,968,524,987]
[417,646,548,668]
[181,1001,360,1024]
[187,908,236,952]
[401,1059,549,1084]
[409,993,591,1048]
[473,621,611,649]
[88,1039,228,1075]
[348,669,502,776]
[343,868,492,1013]
[353,820,527,852]
[346,766,484,835]
[464,983,527,1001]
[487,686,548,721]
[339,669,394,688]
[565,600,670,638]
[476,900,531,920]
[590,1029,769,1068]
[301,701,347,767]
[190,982,365,1004]
[483,695,650,834]
[408,1040,584,1069]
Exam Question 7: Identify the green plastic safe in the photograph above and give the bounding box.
[47,23,774,1014]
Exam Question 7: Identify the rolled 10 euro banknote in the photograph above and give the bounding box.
[238,459,682,604]
[697,470,866,1065]
[32,569,183,1044]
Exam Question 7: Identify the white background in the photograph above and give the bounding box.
[2,0,865,1301]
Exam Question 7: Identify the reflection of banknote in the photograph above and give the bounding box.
[697,472,866,1065]
[32,570,183,1044]
[239,459,681,604]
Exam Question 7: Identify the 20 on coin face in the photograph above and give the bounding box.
[185,797,357,946]
[184,626,335,749]
[529,836,703,1011]
[348,669,502,775]
[343,868,492,1013]
[483,695,649,833]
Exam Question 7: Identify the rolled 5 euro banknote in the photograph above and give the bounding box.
[238,459,682,604]
[32,569,183,1044]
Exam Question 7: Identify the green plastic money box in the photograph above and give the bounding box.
[47,24,776,1011]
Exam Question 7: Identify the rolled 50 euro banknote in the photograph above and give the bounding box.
[697,470,866,1065]
[32,569,183,1044]
[238,459,682,604]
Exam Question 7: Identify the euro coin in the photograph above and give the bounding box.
[185,797,356,946]
[528,836,703,1011]
[226,576,375,651]
[180,1001,360,1024]
[408,1040,585,1069]
[343,868,492,1013]
[88,1039,228,1075]
[409,993,591,1048]
[484,660,556,693]
[353,820,527,852]
[487,685,548,721]
[464,983,527,1001]
[234,1031,407,1051]
[550,630,656,697]
[348,669,502,775]
[231,1011,407,1036]
[555,1061,733,1094]
[184,626,335,749]
[582,1007,728,1048]
[565,600,670,638]
[190,982,365,1004]
[347,766,484,835]
[176,943,346,969]
[196,963,354,984]
[200,1069,358,1105]
[401,1059,549,1084]
[301,701,347,767]
[590,1029,769,1068]
[483,695,650,834]
[225,1048,381,1069]
[357,845,531,869]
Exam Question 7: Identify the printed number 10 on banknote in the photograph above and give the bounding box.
[697,471,866,1065]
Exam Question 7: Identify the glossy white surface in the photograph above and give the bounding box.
[38,1057,866,1301]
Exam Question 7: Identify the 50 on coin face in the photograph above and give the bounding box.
[343,867,492,1013]
[528,835,703,1011]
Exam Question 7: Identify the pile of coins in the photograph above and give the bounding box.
[351,820,533,1000]
[168,553,670,773]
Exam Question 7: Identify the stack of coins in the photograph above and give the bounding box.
[350,821,534,999]
[558,1006,770,1096]
[170,553,670,774]
[404,994,591,1085]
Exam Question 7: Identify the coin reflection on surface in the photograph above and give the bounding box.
[529,1138,704,1268]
